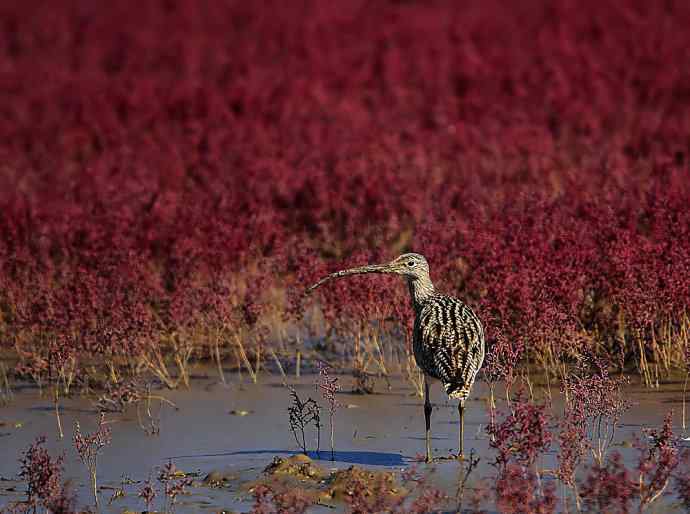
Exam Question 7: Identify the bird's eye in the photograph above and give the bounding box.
[407,261,415,267]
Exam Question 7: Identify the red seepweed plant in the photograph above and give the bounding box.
[576,412,683,513]
[73,412,112,508]
[486,389,555,512]
[0,0,689,400]
[16,436,74,514]
[579,452,636,514]
[317,361,340,461]
[137,474,157,512]
[557,393,589,508]
[495,463,557,514]
[487,389,553,471]
[157,460,193,512]
[0,3,689,509]
[563,356,630,466]
[636,411,680,508]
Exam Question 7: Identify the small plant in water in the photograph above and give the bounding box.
[317,361,340,460]
[579,452,635,513]
[17,436,74,514]
[454,450,481,511]
[73,412,112,508]
[108,474,133,505]
[96,377,146,412]
[486,390,552,471]
[563,355,630,466]
[96,378,177,436]
[558,374,589,509]
[288,387,321,455]
[636,411,679,509]
[138,474,157,512]
[494,463,556,514]
[158,460,193,512]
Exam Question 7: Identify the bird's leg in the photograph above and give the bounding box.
[458,399,465,460]
[424,375,433,463]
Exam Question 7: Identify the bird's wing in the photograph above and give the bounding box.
[419,297,485,396]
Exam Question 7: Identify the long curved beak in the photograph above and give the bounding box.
[306,263,394,293]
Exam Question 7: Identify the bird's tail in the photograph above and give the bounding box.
[444,383,470,401]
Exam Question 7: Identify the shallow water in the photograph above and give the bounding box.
[0,370,687,513]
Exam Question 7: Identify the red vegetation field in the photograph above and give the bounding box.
[1,0,689,386]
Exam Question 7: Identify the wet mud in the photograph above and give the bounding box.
[0,372,686,512]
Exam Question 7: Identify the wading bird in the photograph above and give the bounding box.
[307,253,485,462]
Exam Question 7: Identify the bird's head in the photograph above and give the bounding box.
[306,252,430,293]
[386,253,430,279]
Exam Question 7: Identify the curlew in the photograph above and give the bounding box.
[307,253,485,462]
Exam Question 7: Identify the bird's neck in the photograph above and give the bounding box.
[407,274,435,311]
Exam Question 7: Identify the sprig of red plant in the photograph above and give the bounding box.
[73,412,112,508]
[636,411,679,508]
[579,452,636,514]
[487,390,553,470]
[494,464,556,514]
[17,436,74,514]
[317,362,340,461]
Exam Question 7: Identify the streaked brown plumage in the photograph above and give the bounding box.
[307,252,485,461]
